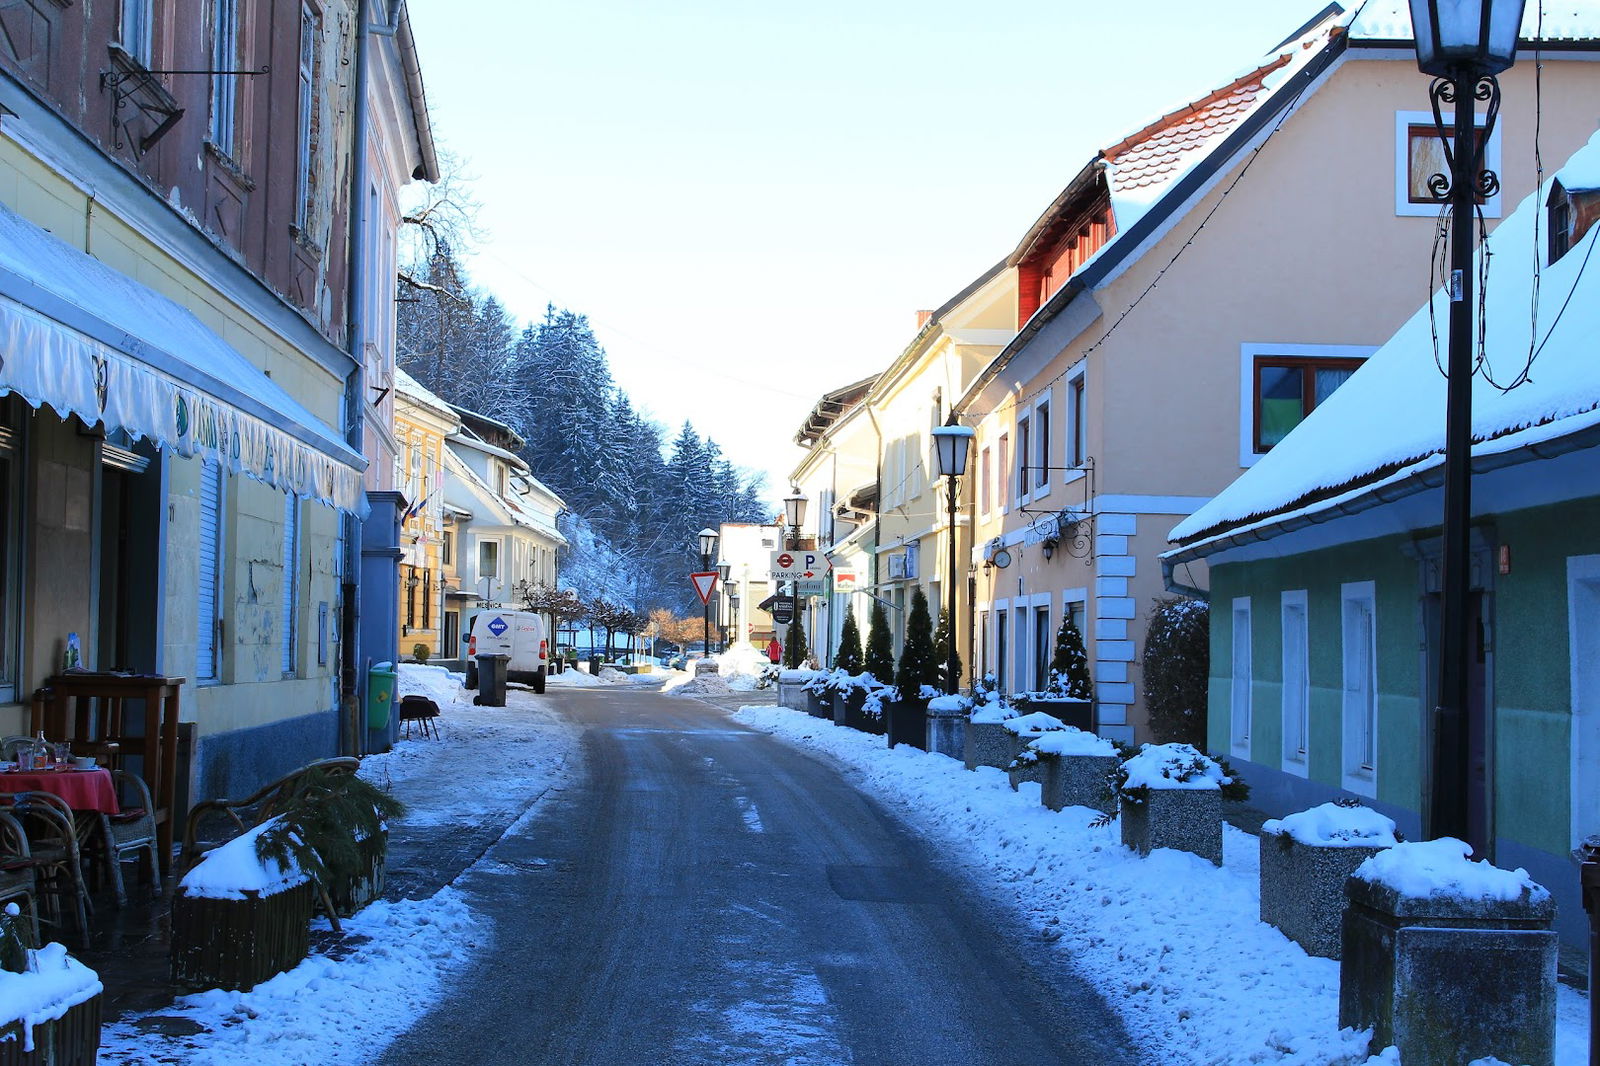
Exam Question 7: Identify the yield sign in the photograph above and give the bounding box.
[690,571,719,605]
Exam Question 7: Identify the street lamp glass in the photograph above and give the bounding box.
[717,562,731,582]
[931,425,975,479]
[698,528,719,559]
[1409,0,1526,77]
[783,489,808,531]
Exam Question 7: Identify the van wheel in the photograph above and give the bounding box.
[533,667,546,694]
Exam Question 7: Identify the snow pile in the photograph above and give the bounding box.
[547,667,602,688]
[1120,743,1230,792]
[1001,711,1067,736]
[1263,803,1398,849]
[0,940,101,1053]
[716,642,770,678]
[100,890,482,1066]
[665,674,734,699]
[179,818,306,900]
[1353,838,1549,904]
[1028,728,1118,758]
[969,698,1018,725]
[395,663,465,709]
[598,667,630,683]
[778,669,815,683]
[928,694,971,714]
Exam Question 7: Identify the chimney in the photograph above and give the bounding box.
[916,310,934,329]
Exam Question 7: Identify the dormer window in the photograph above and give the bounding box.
[1548,180,1599,265]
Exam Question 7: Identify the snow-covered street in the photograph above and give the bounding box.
[86,672,1593,1065]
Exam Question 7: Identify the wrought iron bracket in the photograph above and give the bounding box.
[1425,74,1502,204]
[1017,456,1095,565]
[100,54,269,154]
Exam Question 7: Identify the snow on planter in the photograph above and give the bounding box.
[924,693,970,759]
[1115,744,1235,866]
[1341,838,1557,1066]
[0,941,101,1056]
[172,818,317,991]
[1025,729,1119,814]
[1002,713,1068,790]
[1260,803,1397,959]
[963,695,1019,771]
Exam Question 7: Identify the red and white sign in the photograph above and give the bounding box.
[775,552,795,570]
[690,571,719,604]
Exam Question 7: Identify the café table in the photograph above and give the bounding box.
[0,766,121,815]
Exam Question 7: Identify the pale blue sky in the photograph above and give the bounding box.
[406,0,1335,501]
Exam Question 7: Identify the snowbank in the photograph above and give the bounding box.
[547,667,602,688]
[178,818,307,900]
[665,674,734,699]
[395,663,465,708]
[1263,803,1398,849]
[716,642,770,678]
[0,942,102,1053]
[1353,838,1548,904]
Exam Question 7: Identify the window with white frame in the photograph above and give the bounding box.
[1067,368,1087,469]
[1281,590,1309,774]
[479,539,499,582]
[121,0,154,64]
[1033,604,1051,691]
[1034,398,1051,492]
[995,608,1009,691]
[1014,605,1030,691]
[1015,415,1031,499]
[997,434,1009,511]
[979,446,992,515]
[209,0,240,153]
[1239,343,1375,466]
[294,2,319,231]
[978,610,989,679]
[281,494,300,676]
[1230,598,1252,754]
[1341,581,1378,795]
[1395,110,1502,218]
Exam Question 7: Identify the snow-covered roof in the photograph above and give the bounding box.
[1347,0,1600,43]
[1169,127,1600,550]
[443,445,566,544]
[393,368,460,424]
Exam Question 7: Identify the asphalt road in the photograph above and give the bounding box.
[377,684,1143,1066]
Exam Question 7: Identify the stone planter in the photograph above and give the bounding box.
[171,879,317,991]
[1119,787,1222,865]
[1259,830,1387,959]
[776,678,809,711]
[1340,872,1556,1066]
[1007,751,1049,791]
[1041,754,1118,814]
[926,708,965,759]
[1010,696,1092,731]
[885,696,927,750]
[964,720,1013,771]
[325,828,388,919]
[0,993,101,1066]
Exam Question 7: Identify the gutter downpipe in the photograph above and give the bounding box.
[342,0,372,756]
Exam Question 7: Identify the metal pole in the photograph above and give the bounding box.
[701,552,712,659]
[1428,71,1480,849]
[945,475,959,694]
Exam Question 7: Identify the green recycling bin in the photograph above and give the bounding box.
[367,665,397,729]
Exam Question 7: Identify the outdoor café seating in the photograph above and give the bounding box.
[0,807,39,941]
[0,791,92,942]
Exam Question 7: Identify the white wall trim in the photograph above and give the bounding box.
[1280,588,1310,779]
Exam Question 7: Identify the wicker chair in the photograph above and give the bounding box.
[0,736,31,763]
[0,792,91,942]
[95,770,161,906]
[0,808,39,942]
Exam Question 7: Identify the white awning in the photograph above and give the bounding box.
[0,201,365,512]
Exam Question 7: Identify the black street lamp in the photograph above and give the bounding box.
[698,527,719,665]
[931,419,974,695]
[717,562,731,650]
[1409,0,1526,852]
[782,488,808,551]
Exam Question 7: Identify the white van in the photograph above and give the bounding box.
[465,609,549,693]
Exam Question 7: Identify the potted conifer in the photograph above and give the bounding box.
[888,588,938,749]
[818,605,863,719]
[933,605,961,692]
[1010,614,1093,730]
[782,615,809,668]
[846,600,894,735]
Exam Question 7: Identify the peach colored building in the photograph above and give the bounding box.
[958,4,1600,742]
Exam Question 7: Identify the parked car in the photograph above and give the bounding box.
[463,609,549,693]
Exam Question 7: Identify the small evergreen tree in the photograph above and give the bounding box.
[783,615,809,668]
[836,604,863,674]
[896,587,939,701]
[1142,596,1210,747]
[1046,613,1093,699]
[932,605,961,692]
[864,600,895,683]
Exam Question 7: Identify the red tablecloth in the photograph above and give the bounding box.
[0,768,119,814]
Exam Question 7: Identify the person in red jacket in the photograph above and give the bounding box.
[766,637,782,664]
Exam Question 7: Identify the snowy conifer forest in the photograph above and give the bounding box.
[396,243,770,616]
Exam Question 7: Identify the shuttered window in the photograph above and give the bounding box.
[197,461,224,681]
[281,493,299,676]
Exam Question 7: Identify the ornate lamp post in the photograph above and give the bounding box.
[931,420,974,694]
[717,562,731,651]
[698,527,719,662]
[1409,0,1526,850]
[782,489,808,551]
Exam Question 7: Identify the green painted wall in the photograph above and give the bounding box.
[1206,495,1600,863]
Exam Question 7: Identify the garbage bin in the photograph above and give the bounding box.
[367,664,397,729]
[474,654,509,707]
[589,655,602,676]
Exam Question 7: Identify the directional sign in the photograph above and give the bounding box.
[770,550,831,581]
[486,616,508,637]
[689,571,719,605]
